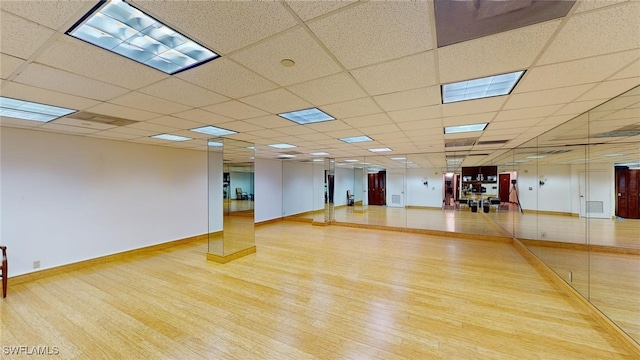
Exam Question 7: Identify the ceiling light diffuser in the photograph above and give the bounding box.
[268,143,297,149]
[340,136,373,143]
[278,108,335,125]
[151,134,192,141]
[207,141,223,147]
[67,0,219,74]
[0,96,75,122]
[444,123,488,134]
[190,125,236,136]
[310,152,329,156]
[369,148,392,153]
[442,70,524,104]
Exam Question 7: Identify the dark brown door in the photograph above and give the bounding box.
[499,174,511,203]
[368,172,386,206]
[616,169,640,219]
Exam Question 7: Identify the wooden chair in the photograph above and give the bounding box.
[1,246,7,298]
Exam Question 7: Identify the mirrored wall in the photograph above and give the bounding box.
[208,138,255,262]
[279,85,639,343]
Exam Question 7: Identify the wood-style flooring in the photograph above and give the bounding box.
[1,222,636,359]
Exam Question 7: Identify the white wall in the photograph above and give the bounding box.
[255,158,282,222]
[406,168,443,207]
[335,167,354,206]
[282,161,314,216]
[1,127,207,276]
[229,171,253,199]
[518,165,573,213]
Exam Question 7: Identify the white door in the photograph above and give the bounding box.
[579,171,611,219]
[387,169,406,208]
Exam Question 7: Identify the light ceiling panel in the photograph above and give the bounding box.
[373,86,441,112]
[308,1,432,69]
[39,122,100,135]
[442,112,496,127]
[388,105,442,123]
[89,130,141,141]
[0,117,42,129]
[350,51,437,96]
[147,116,204,129]
[231,27,341,86]
[214,121,264,133]
[243,115,296,129]
[320,97,382,119]
[0,1,89,30]
[503,84,594,110]
[287,72,367,106]
[275,125,318,136]
[358,124,402,135]
[285,0,357,21]
[575,78,640,103]
[307,119,352,132]
[297,132,333,141]
[488,118,540,130]
[109,92,191,115]
[438,20,559,83]
[442,97,506,117]
[202,100,268,120]
[174,109,234,124]
[610,59,639,80]
[342,113,393,128]
[126,121,179,134]
[553,99,608,116]
[138,78,229,108]
[1,54,24,79]
[240,89,312,114]
[245,129,288,139]
[0,11,55,59]
[516,50,639,93]
[0,81,100,110]
[396,119,443,132]
[538,2,640,65]
[107,126,156,137]
[494,104,564,122]
[132,0,297,54]
[14,63,129,101]
[51,117,116,131]
[177,58,278,98]
[85,103,160,122]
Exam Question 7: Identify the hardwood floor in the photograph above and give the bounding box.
[1,222,636,359]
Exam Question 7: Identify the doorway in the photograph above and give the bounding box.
[499,173,511,203]
[616,168,640,219]
[368,171,386,206]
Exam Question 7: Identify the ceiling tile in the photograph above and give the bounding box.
[538,2,640,65]
[0,11,55,59]
[442,97,507,117]
[503,84,594,110]
[610,59,639,80]
[147,116,205,130]
[107,126,156,137]
[373,86,441,112]
[488,119,541,130]
[132,0,298,54]
[138,78,229,108]
[39,122,99,135]
[0,117,43,129]
[351,51,437,96]
[231,27,342,86]
[243,115,296,129]
[215,121,264,133]
[494,104,563,122]
[388,104,442,123]
[88,131,141,141]
[306,119,352,132]
[442,112,497,127]
[0,1,90,30]
[177,58,278,98]
[308,1,433,69]
[109,92,191,115]
[85,103,160,122]
[287,72,367,106]
[573,0,629,14]
[202,100,269,120]
[321,97,382,119]
[1,54,23,79]
[174,109,234,125]
[296,132,333,141]
[396,119,443,132]
[0,81,100,110]
[50,117,116,131]
[553,99,607,116]
[285,0,357,20]
[342,113,393,128]
[13,63,130,101]
[275,125,318,136]
[358,124,401,135]
[440,21,560,83]
[575,78,640,102]
[35,36,168,90]
[239,89,312,114]
[126,121,180,134]
[516,50,639,93]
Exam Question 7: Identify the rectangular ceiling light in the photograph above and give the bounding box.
[369,148,392,152]
[340,135,373,143]
[278,108,335,125]
[207,141,223,147]
[67,0,219,75]
[151,133,192,141]
[190,125,237,136]
[268,143,296,149]
[0,96,75,122]
[310,152,329,156]
[444,123,488,134]
[442,70,524,104]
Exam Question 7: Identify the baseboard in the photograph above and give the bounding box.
[522,209,577,217]
[256,217,284,226]
[8,233,209,286]
[406,205,442,210]
[512,239,640,357]
[206,246,256,264]
[520,239,640,255]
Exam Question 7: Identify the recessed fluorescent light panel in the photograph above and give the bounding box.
[442,70,524,104]
[190,125,236,136]
[340,136,373,143]
[369,148,392,153]
[67,0,219,74]
[278,108,335,125]
[444,123,488,134]
[310,152,329,156]
[526,155,546,159]
[0,96,75,122]
[207,141,223,147]
[390,157,407,160]
[151,134,192,141]
[268,143,297,149]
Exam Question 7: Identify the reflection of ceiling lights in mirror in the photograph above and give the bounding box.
[390,157,407,160]
[444,123,488,134]
[67,0,219,74]
[0,96,76,122]
[442,71,524,104]
[268,143,296,149]
[340,136,373,143]
[278,108,334,125]
[191,125,237,136]
[277,154,296,158]
[151,134,192,141]
[310,152,329,156]
[207,141,223,147]
[344,159,359,162]
[369,148,392,153]
[602,153,626,157]
[526,155,546,159]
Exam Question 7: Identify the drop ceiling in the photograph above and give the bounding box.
[1,0,638,169]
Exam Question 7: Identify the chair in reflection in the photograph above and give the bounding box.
[235,188,248,200]
[488,197,501,212]
[1,246,7,298]
[457,198,469,210]
[347,190,354,206]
